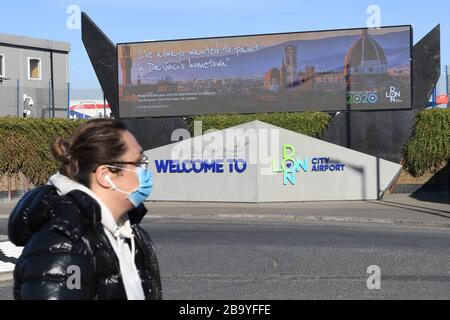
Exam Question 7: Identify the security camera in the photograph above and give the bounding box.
[23,94,34,107]
[0,76,11,84]
[23,95,35,117]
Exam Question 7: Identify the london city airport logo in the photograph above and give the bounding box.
[272,144,346,186]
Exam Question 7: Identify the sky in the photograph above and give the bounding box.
[1,0,448,89]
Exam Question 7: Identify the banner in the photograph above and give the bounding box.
[118,25,412,118]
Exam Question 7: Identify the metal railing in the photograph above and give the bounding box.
[0,79,70,118]
[429,65,450,108]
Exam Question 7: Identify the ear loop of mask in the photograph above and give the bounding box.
[104,174,135,196]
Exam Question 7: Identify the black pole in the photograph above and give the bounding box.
[103,93,106,118]
[345,68,352,149]
[50,51,55,118]
[17,78,20,117]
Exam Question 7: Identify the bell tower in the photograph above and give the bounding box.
[120,45,132,87]
[284,45,298,87]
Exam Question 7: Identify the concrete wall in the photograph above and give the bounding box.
[145,121,402,203]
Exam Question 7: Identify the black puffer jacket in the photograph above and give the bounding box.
[8,185,162,300]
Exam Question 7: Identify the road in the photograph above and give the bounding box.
[1,218,450,300]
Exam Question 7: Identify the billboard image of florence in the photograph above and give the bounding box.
[117,25,412,118]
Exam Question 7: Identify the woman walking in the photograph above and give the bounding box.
[8,119,162,300]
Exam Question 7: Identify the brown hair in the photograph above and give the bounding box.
[51,119,128,187]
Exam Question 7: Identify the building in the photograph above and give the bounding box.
[263,29,391,94]
[429,66,450,108]
[120,44,132,87]
[344,29,388,91]
[0,32,70,118]
[283,45,298,87]
[264,68,281,91]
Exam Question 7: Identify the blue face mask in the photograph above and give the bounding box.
[106,167,154,208]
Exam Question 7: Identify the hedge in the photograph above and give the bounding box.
[0,113,331,186]
[403,108,450,177]
[0,108,447,185]
[188,112,333,138]
[0,117,84,185]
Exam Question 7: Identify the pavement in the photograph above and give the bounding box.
[0,193,449,284]
[0,193,449,230]
[140,194,450,229]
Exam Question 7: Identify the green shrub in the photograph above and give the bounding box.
[403,109,450,177]
[0,117,84,185]
[188,112,332,138]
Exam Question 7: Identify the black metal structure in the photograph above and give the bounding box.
[81,12,119,118]
[323,25,441,163]
[412,24,441,109]
[81,12,188,151]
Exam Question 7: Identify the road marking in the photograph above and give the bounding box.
[0,242,23,274]
[0,261,15,273]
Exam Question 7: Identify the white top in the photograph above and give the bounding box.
[48,172,145,300]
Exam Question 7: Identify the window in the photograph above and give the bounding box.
[0,54,4,77]
[28,57,41,80]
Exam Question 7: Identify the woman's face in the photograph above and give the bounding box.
[112,130,144,193]
[95,130,144,213]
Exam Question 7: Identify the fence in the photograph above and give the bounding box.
[429,65,450,108]
[0,79,70,118]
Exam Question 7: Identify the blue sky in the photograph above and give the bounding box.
[1,0,448,89]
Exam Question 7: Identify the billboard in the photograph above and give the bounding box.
[117,25,412,118]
